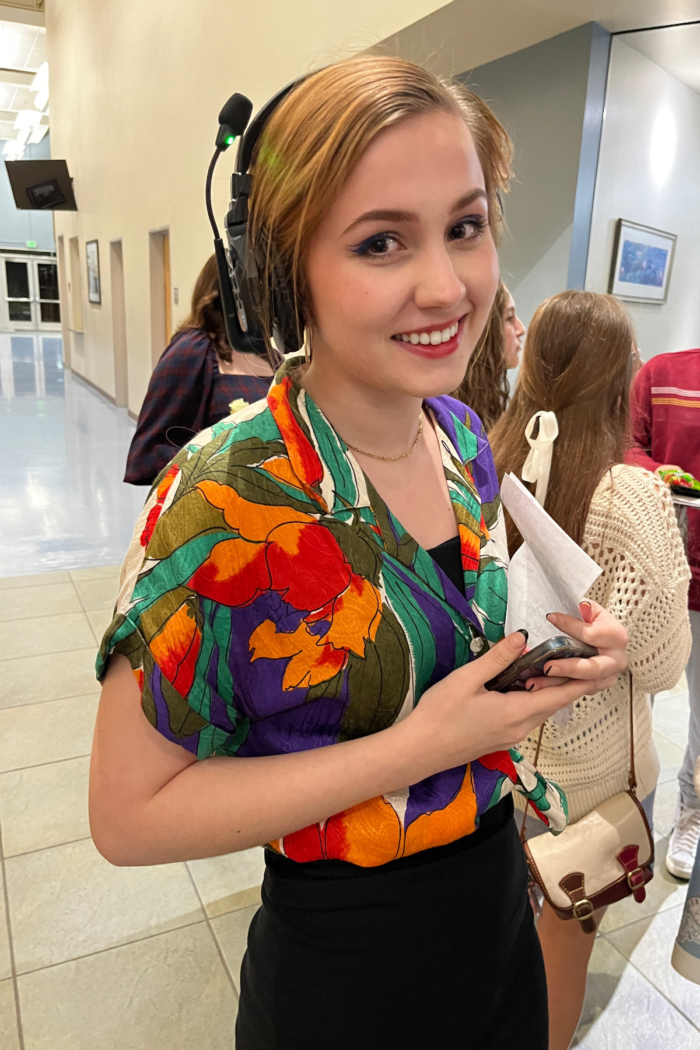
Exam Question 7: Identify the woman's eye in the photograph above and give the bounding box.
[449,215,488,243]
[351,233,401,257]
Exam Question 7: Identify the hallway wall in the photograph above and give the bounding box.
[46,0,454,413]
[460,24,597,327]
[585,38,700,360]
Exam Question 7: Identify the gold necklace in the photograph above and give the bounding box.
[345,411,424,462]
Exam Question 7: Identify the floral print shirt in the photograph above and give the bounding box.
[97,357,567,866]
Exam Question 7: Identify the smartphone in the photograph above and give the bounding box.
[485,636,599,693]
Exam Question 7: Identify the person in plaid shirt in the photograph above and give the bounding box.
[124,255,273,486]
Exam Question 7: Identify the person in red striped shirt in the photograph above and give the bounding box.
[627,349,700,878]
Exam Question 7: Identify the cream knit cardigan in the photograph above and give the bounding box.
[516,464,692,823]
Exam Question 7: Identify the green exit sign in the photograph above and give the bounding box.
[26,240,37,248]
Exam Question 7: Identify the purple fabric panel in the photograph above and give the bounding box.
[463,406,500,507]
[237,692,349,757]
[225,593,346,728]
[149,664,199,755]
[426,394,500,506]
[392,559,483,643]
[404,579,458,683]
[472,759,506,813]
[404,765,465,828]
[425,394,463,453]
[207,682,237,735]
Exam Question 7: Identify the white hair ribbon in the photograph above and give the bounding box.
[521,410,559,505]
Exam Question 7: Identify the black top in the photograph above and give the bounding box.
[427,535,465,596]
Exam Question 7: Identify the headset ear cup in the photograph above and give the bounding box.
[272,270,302,355]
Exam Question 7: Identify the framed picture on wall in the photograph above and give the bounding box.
[86,240,101,305]
[609,219,677,304]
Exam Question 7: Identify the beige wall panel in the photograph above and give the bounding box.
[46,0,454,413]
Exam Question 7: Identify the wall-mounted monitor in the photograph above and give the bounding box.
[5,159,78,211]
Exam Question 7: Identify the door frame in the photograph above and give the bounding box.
[149,227,172,367]
[110,239,128,408]
[0,251,62,333]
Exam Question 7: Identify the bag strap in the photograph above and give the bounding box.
[628,671,637,794]
[520,667,636,843]
[520,722,545,843]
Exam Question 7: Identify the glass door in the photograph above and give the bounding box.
[36,261,61,328]
[4,259,34,329]
[1,255,62,331]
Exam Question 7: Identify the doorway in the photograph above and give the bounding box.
[0,253,62,332]
[149,229,172,367]
[110,240,128,408]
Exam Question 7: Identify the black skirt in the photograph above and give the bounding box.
[236,796,547,1050]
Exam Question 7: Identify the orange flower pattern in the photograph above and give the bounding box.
[97,358,567,865]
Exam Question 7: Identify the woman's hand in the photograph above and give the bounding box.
[406,629,606,773]
[526,600,628,694]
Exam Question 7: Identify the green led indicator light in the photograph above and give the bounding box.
[226,135,235,145]
[26,240,37,248]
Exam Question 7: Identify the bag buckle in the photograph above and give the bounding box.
[626,866,645,891]
[572,898,594,922]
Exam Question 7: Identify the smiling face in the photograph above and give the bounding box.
[304,110,499,400]
[502,288,525,370]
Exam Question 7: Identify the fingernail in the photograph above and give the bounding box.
[517,629,529,642]
[546,613,555,622]
[508,630,528,649]
[526,680,535,691]
[544,664,552,676]
[580,600,592,609]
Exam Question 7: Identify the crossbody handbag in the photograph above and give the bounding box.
[522,673,654,934]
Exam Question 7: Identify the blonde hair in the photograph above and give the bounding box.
[248,56,513,352]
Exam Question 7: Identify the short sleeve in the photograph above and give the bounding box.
[96,450,249,759]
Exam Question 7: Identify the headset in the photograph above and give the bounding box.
[204,78,308,356]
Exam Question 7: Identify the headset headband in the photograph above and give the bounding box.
[236,78,306,175]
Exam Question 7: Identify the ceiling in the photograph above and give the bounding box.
[0,18,47,140]
[375,0,700,78]
[623,23,700,95]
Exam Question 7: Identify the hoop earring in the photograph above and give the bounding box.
[303,326,313,365]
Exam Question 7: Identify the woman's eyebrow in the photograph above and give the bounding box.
[342,188,488,236]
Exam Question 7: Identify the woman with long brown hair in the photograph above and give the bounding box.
[490,290,691,1050]
[124,253,274,485]
[90,62,628,1049]
[454,280,524,430]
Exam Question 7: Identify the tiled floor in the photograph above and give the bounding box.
[0,566,265,1049]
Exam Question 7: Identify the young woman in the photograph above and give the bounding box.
[490,290,691,1050]
[124,254,274,485]
[502,286,526,369]
[90,60,628,1050]
[454,281,525,429]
